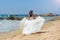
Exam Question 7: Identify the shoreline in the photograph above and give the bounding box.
[0,16,60,40]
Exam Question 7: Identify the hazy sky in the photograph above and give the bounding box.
[0,0,60,15]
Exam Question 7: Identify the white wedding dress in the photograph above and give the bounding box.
[20,16,45,35]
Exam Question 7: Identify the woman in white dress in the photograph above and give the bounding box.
[20,10,45,35]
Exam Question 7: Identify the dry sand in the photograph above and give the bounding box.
[0,16,60,40]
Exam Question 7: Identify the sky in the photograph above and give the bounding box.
[0,0,60,15]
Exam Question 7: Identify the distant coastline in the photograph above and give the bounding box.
[0,13,59,20]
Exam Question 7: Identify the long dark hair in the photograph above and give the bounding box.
[29,10,33,17]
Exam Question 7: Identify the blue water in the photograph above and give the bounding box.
[44,16,56,21]
[0,14,28,18]
[0,20,20,32]
[0,15,56,32]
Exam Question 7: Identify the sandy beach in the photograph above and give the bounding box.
[0,16,60,40]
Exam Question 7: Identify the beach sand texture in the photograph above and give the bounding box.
[0,16,60,40]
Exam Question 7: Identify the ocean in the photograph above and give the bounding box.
[0,20,20,32]
[0,14,56,32]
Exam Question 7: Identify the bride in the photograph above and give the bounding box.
[20,10,45,35]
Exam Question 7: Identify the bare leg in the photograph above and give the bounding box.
[28,16,30,20]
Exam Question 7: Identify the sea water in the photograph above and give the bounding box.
[0,20,20,32]
[0,15,55,32]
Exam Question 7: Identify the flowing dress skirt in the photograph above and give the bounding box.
[20,16,45,35]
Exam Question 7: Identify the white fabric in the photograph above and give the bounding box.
[20,16,45,35]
